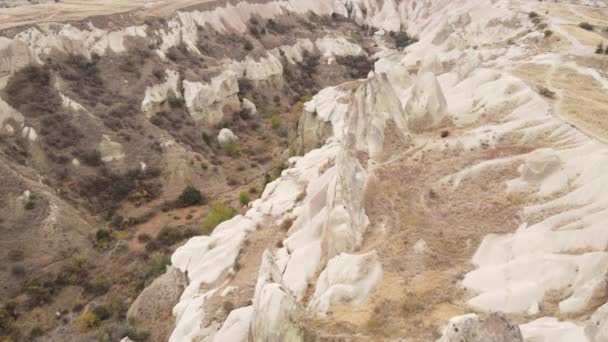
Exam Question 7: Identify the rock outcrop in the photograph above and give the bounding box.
[437,313,523,342]
[183,71,240,125]
[128,267,188,342]
[404,72,447,132]
[249,251,304,342]
[141,70,182,115]
[217,128,238,146]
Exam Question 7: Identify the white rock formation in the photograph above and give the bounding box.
[213,306,254,342]
[307,251,382,316]
[586,302,608,342]
[157,1,347,53]
[250,251,304,342]
[437,313,523,342]
[217,128,238,146]
[14,24,146,61]
[404,71,447,132]
[241,98,258,116]
[141,70,182,115]
[21,126,37,141]
[98,135,125,163]
[520,317,587,342]
[315,36,364,61]
[0,104,21,135]
[0,37,32,84]
[183,71,240,125]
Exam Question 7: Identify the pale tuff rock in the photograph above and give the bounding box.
[307,251,382,316]
[183,71,240,125]
[437,313,523,342]
[0,37,32,83]
[213,306,254,342]
[418,54,443,75]
[413,239,429,254]
[14,24,146,61]
[141,70,182,115]
[241,98,258,116]
[98,134,125,163]
[60,93,88,112]
[250,250,304,342]
[465,230,608,314]
[586,302,608,342]
[404,72,447,132]
[0,97,24,133]
[519,149,562,183]
[227,54,283,82]
[295,109,333,154]
[157,0,347,52]
[320,151,369,258]
[217,128,238,146]
[272,39,316,64]
[520,317,587,342]
[127,267,187,342]
[315,36,364,61]
[20,126,37,141]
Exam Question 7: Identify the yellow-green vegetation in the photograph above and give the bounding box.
[114,230,130,240]
[266,162,288,184]
[78,311,99,330]
[202,202,236,235]
[0,303,14,334]
[288,135,301,157]
[223,142,240,157]
[400,292,425,314]
[365,316,386,336]
[239,191,252,205]
[270,115,283,129]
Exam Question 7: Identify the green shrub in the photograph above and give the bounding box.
[0,304,15,334]
[92,305,111,321]
[145,253,170,280]
[579,22,594,31]
[270,115,283,129]
[202,202,236,235]
[78,311,99,330]
[393,31,417,49]
[24,197,36,210]
[223,142,241,157]
[137,233,151,242]
[96,228,112,241]
[177,186,205,207]
[107,293,129,320]
[156,227,183,246]
[243,40,254,51]
[30,325,44,337]
[26,284,53,307]
[239,192,252,205]
[168,93,185,108]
